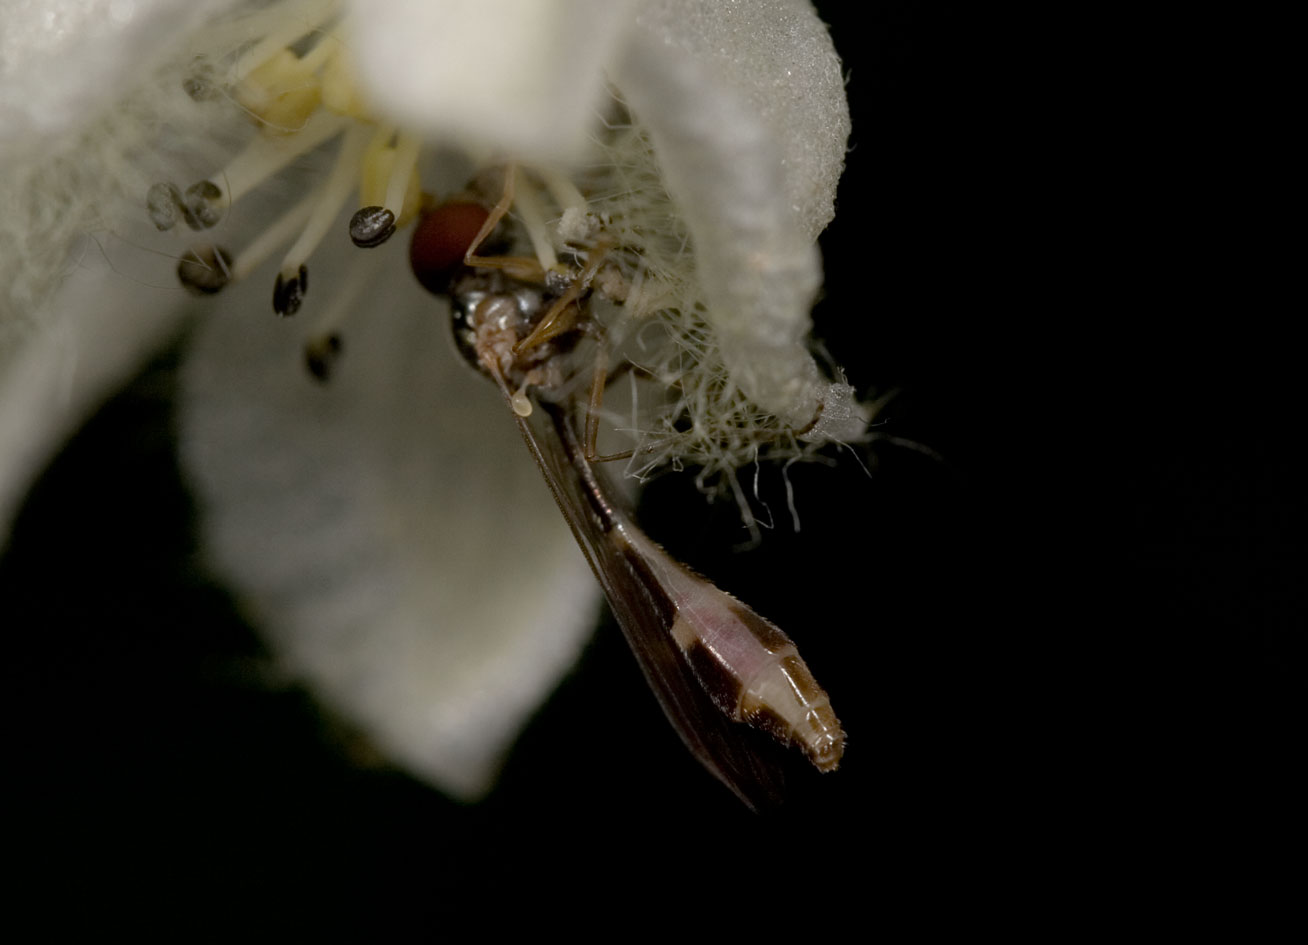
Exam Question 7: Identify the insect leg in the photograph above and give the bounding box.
[583,340,636,464]
[462,165,546,283]
[514,239,612,354]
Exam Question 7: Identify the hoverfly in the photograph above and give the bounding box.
[408,166,845,810]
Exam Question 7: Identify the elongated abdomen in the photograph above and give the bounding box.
[617,524,845,772]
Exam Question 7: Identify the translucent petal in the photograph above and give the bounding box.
[612,0,860,435]
[177,238,598,798]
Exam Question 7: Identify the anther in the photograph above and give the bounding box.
[177,246,234,295]
[182,180,224,230]
[353,129,421,247]
[278,124,369,275]
[349,206,395,248]
[320,45,367,117]
[182,111,349,231]
[273,265,308,316]
[146,182,185,231]
[182,57,220,102]
[235,47,324,133]
[304,333,343,383]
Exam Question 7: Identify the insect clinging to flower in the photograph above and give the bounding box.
[0,0,864,807]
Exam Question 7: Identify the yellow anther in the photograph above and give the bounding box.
[236,48,324,134]
[320,46,370,118]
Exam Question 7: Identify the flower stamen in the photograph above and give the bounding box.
[230,191,316,283]
[505,167,558,274]
[152,11,429,320]
[142,1,852,488]
[273,123,370,314]
[177,245,234,295]
[226,0,341,86]
[349,128,421,248]
[180,110,350,230]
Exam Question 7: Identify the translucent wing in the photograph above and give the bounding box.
[516,400,790,811]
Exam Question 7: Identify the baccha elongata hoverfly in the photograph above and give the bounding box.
[408,166,845,810]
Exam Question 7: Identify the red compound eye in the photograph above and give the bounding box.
[408,201,490,295]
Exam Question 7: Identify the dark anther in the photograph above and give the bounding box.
[349,206,396,248]
[182,57,220,101]
[273,265,309,316]
[305,333,343,383]
[177,246,233,295]
[182,180,224,229]
[146,182,185,231]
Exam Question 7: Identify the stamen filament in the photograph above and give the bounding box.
[359,122,395,176]
[381,133,421,217]
[293,30,341,76]
[540,168,589,218]
[305,236,389,338]
[350,126,421,248]
[510,167,559,273]
[228,0,342,84]
[189,111,348,226]
[230,193,318,282]
[279,123,370,276]
[300,245,391,380]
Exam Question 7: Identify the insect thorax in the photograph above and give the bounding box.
[448,267,585,401]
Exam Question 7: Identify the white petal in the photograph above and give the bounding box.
[348,0,637,160]
[0,0,236,549]
[0,238,190,548]
[0,0,234,158]
[177,238,598,798]
[611,0,860,436]
[624,0,849,241]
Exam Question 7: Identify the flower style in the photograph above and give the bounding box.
[0,0,857,799]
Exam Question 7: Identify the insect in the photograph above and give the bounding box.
[410,168,845,810]
[141,11,846,809]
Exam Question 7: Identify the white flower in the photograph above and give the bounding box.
[0,0,856,799]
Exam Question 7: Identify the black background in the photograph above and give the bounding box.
[4,1,1296,925]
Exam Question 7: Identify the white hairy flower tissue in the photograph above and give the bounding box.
[0,0,860,799]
